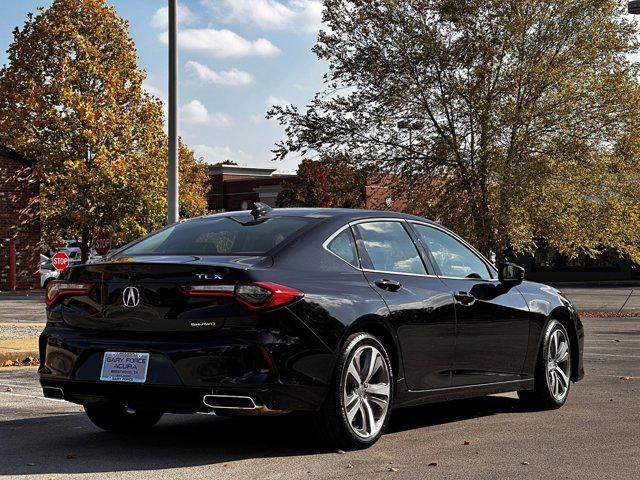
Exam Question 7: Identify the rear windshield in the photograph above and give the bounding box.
[117,216,313,256]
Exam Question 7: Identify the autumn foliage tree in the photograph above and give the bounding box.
[271,0,640,262]
[0,0,209,262]
[276,157,366,208]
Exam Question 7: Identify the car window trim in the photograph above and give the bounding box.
[407,220,498,281]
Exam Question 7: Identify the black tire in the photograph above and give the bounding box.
[84,403,163,432]
[315,332,394,449]
[519,319,572,410]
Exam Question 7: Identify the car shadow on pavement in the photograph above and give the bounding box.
[0,395,522,475]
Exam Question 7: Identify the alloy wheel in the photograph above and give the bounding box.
[342,344,391,439]
[546,327,571,402]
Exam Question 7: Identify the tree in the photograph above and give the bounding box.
[270,0,640,261]
[276,157,366,208]
[0,0,209,262]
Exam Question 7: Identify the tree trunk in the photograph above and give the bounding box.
[81,226,91,264]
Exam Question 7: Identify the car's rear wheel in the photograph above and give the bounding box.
[519,319,572,409]
[84,403,163,432]
[315,332,393,449]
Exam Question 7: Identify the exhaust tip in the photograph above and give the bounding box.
[42,386,64,399]
[203,394,257,410]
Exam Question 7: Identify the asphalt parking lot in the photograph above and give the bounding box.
[0,315,638,480]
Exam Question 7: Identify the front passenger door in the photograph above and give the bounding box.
[410,223,531,387]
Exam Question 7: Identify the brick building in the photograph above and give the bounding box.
[207,164,297,211]
[0,145,40,290]
[206,163,405,212]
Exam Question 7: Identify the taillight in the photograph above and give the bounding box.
[181,282,303,310]
[45,280,93,306]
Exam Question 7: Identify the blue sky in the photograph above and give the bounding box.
[0,0,327,172]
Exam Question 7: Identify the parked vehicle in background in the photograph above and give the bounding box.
[40,256,60,289]
[39,205,584,448]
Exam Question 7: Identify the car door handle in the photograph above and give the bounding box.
[374,279,402,292]
[454,291,476,306]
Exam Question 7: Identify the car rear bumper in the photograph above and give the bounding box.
[38,322,334,413]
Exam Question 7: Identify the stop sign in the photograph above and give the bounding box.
[52,251,69,270]
[94,233,111,256]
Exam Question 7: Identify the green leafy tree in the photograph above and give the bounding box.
[276,157,366,208]
[270,0,640,261]
[0,0,209,262]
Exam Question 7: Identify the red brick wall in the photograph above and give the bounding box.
[0,154,41,290]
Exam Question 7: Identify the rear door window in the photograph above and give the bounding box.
[119,216,314,256]
[353,221,426,274]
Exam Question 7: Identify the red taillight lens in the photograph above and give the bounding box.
[45,280,93,306]
[181,282,303,310]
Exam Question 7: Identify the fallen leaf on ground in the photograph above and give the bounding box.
[347,464,353,469]
[5,387,13,392]
[2,360,15,367]
[521,461,530,465]
[387,467,398,472]
[428,462,438,467]
[463,440,471,445]
[620,376,632,381]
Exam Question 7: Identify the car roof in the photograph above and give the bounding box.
[199,207,439,225]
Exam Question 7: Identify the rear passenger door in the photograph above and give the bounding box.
[351,220,457,390]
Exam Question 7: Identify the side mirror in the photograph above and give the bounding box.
[498,262,524,285]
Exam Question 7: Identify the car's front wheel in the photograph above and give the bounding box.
[84,403,163,432]
[519,319,572,409]
[316,332,393,449]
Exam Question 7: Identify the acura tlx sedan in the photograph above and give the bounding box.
[40,204,584,448]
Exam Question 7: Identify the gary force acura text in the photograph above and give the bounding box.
[39,204,584,448]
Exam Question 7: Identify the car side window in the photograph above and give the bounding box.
[354,221,426,274]
[412,224,492,279]
[327,228,359,267]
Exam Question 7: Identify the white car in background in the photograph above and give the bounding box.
[40,254,60,289]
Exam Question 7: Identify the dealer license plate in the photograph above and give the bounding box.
[100,351,150,383]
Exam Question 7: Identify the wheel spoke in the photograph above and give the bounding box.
[361,399,376,435]
[555,366,569,388]
[346,361,361,386]
[556,341,569,363]
[365,353,383,383]
[346,395,360,423]
[368,395,389,410]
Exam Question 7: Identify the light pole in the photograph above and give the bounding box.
[167,0,179,225]
[630,1,640,14]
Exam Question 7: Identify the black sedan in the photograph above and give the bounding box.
[39,204,584,448]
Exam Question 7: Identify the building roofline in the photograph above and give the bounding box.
[0,145,33,166]
[208,164,278,177]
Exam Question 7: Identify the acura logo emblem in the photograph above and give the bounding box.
[122,286,140,308]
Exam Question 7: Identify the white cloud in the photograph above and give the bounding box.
[266,95,290,108]
[179,100,231,126]
[250,114,266,124]
[208,0,323,33]
[185,61,253,86]
[158,29,280,58]
[192,144,251,164]
[151,4,196,29]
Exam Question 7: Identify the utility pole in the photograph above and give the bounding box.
[167,0,179,225]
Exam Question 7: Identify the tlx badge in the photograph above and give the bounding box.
[195,273,223,280]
